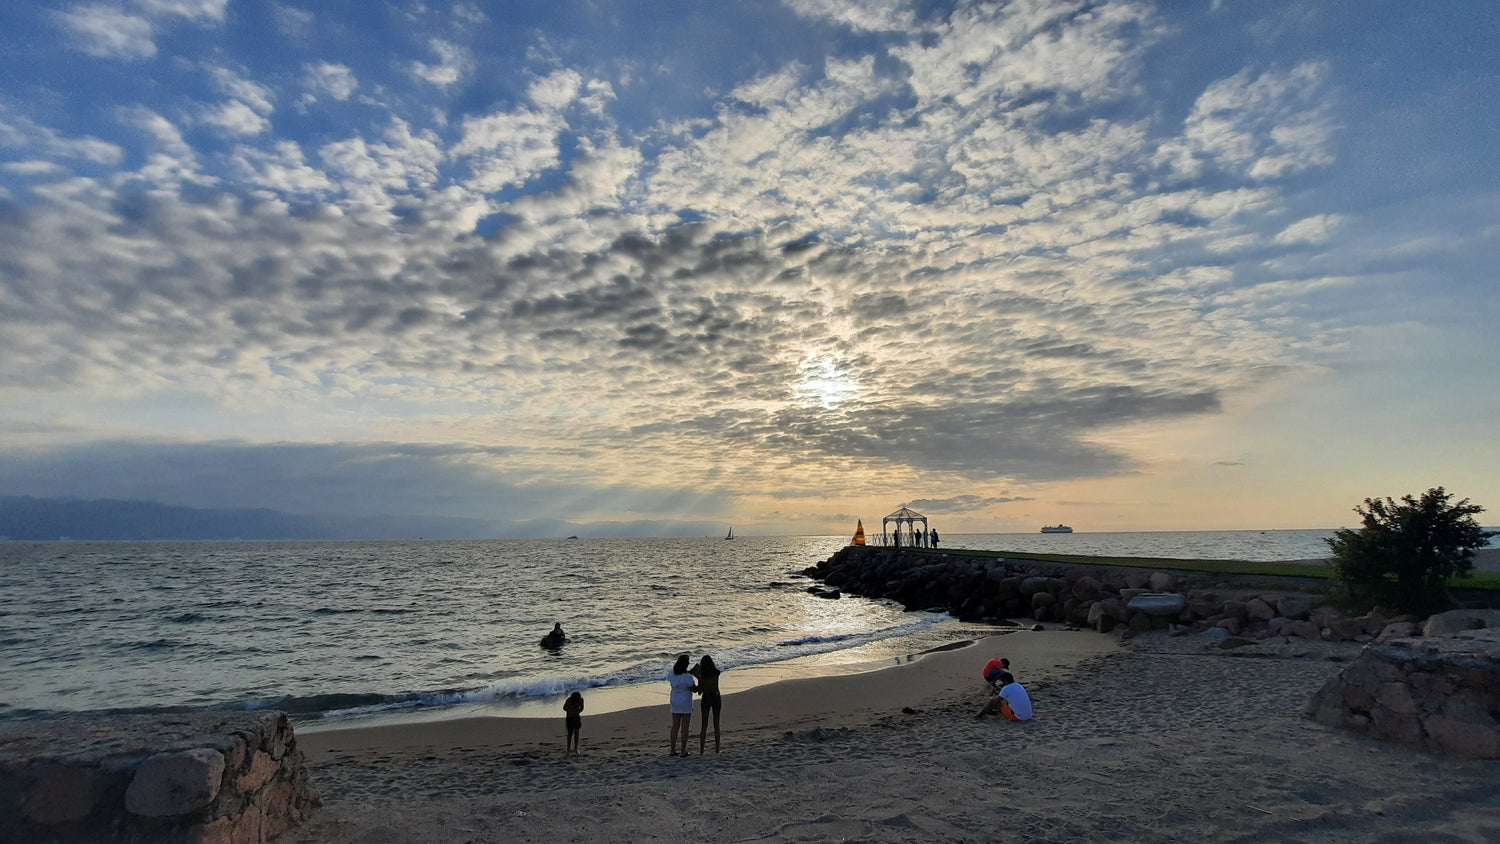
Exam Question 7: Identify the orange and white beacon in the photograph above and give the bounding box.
[852,519,866,545]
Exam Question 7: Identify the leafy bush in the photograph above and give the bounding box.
[1326,487,1496,614]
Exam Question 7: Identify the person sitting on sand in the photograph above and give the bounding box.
[982,657,1010,691]
[563,691,584,755]
[691,654,723,754]
[976,670,1032,721]
[667,654,697,756]
[540,623,566,648]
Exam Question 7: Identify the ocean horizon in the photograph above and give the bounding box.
[0,530,1364,728]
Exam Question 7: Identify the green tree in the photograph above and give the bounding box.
[1325,487,1496,615]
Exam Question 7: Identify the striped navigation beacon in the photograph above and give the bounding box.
[851,519,866,545]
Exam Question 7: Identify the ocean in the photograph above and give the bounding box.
[0,530,1342,728]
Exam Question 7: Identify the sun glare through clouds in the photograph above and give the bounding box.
[795,356,860,409]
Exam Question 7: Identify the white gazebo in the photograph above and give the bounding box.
[882,505,928,548]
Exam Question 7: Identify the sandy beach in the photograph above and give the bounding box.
[285,628,1500,843]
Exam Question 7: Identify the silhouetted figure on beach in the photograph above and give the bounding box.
[976,670,1033,721]
[691,654,723,754]
[893,529,901,548]
[930,529,939,548]
[541,623,566,648]
[668,653,697,756]
[563,691,584,754]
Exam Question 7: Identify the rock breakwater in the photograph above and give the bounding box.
[805,546,1403,643]
[0,710,318,843]
[1304,623,1500,758]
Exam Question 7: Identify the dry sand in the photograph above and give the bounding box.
[285,628,1500,843]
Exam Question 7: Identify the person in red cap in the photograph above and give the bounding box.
[982,657,1010,691]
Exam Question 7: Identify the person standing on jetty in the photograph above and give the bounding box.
[667,654,697,756]
[563,691,584,755]
[691,654,723,754]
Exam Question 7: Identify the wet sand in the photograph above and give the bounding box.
[285,628,1500,842]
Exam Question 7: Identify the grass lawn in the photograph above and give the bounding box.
[901,547,1500,592]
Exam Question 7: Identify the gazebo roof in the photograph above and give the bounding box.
[883,505,926,521]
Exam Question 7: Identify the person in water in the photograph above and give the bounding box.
[976,670,1033,721]
[541,623,566,647]
[691,654,723,754]
[563,691,584,755]
[667,653,697,756]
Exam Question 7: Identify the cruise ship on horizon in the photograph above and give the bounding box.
[1040,524,1073,533]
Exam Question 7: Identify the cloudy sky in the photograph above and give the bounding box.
[1,0,1496,535]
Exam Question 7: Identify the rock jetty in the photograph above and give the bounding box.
[804,545,1403,642]
[1304,620,1500,759]
[0,710,318,843]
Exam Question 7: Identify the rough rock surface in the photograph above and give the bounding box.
[0,710,319,843]
[805,546,1395,642]
[1304,628,1500,758]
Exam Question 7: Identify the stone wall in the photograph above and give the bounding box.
[1303,624,1500,758]
[0,710,319,843]
[804,546,1404,643]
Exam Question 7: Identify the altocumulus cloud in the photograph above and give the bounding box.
[1,0,1494,528]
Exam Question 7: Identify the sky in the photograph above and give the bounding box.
[1,0,1497,536]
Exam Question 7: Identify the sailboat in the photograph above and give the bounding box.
[851,519,866,545]
[724,526,734,540]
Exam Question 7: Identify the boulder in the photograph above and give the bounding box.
[1424,609,1500,637]
[1289,620,1321,641]
[125,748,226,817]
[0,711,317,843]
[1072,576,1103,601]
[1195,626,1231,644]
[1305,629,1500,758]
[1126,592,1186,617]
[1275,594,1320,619]
[1245,598,1276,622]
[1376,621,1422,643]
[1148,571,1177,592]
[20,763,97,825]
[1019,577,1052,598]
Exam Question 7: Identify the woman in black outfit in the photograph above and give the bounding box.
[691,654,723,753]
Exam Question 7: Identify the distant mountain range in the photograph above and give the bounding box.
[0,496,728,541]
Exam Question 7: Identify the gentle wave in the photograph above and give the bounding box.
[306,613,952,720]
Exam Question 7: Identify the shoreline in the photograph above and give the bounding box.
[292,617,1010,732]
[284,628,1500,843]
[295,629,1110,757]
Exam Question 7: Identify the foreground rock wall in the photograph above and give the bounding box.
[1303,627,1500,758]
[0,710,318,843]
[806,546,1402,642]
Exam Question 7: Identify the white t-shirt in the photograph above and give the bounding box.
[668,670,695,714]
[999,682,1033,720]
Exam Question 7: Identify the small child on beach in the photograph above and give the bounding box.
[563,691,584,754]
